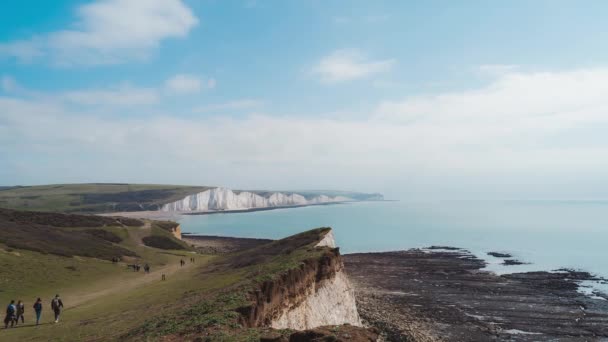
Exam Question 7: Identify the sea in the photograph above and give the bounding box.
[178,200,608,296]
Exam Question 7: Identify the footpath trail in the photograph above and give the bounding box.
[129,221,152,247]
[65,222,195,310]
[66,260,194,309]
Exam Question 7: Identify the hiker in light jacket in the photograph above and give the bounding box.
[4,300,16,328]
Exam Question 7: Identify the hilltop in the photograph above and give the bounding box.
[0,183,210,213]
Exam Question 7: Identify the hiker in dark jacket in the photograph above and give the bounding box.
[51,295,64,323]
[33,298,43,325]
[15,300,24,324]
[4,300,16,328]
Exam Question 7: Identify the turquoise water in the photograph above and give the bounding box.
[178,200,608,287]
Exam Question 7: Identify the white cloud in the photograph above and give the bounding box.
[164,74,203,94]
[1,76,20,92]
[477,64,519,76]
[194,99,264,113]
[0,0,198,65]
[61,84,158,106]
[3,67,608,198]
[375,68,608,129]
[312,49,395,83]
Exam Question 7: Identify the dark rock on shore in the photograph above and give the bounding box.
[487,251,512,258]
[344,249,608,341]
[427,246,463,251]
[502,259,529,266]
[259,325,379,342]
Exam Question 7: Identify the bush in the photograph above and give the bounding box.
[142,236,185,250]
[85,229,123,243]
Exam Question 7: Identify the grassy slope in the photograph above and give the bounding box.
[0,183,209,213]
[0,210,204,341]
[0,208,143,260]
[0,224,332,341]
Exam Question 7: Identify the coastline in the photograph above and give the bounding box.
[179,199,397,216]
[169,231,608,339]
[101,199,393,219]
[344,249,608,341]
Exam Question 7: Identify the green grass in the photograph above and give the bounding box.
[0,214,333,342]
[0,183,209,213]
[0,209,141,260]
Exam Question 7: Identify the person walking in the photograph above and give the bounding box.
[51,295,64,323]
[15,300,24,325]
[4,300,16,329]
[33,298,43,325]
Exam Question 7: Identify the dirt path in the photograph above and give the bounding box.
[64,222,193,309]
[129,221,152,246]
[66,259,194,309]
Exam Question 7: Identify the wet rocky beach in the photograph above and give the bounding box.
[344,249,608,341]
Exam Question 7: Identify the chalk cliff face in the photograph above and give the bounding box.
[237,230,362,331]
[271,232,361,330]
[170,224,181,240]
[160,187,351,212]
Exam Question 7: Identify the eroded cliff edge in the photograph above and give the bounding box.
[129,228,375,342]
[238,231,361,330]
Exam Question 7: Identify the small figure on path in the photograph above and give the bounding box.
[33,298,43,325]
[180,259,185,267]
[144,264,150,273]
[51,294,64,323]
[4,300,16,328]
[161,274,166,281]
[15,300,24,324]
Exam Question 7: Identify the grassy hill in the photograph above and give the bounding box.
[0,209,374,341]
[0,183,209,213]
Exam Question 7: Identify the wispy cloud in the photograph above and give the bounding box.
[3,66,608,197]
[312,49,395,83]
[194,99,264,113]
[0,0,198,66]
[1,76,20,92]
[477,64,520,76]
[164,74,215,95]
[61,84,159,106]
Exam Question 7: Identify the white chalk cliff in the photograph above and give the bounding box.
[271,231,362,330]
[160,187,351,212]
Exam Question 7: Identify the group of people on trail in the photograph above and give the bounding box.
[127,263,150,273]
[179,258,195,267]
[4,295,63,328]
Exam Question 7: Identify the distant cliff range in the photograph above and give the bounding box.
[160,187,383,212]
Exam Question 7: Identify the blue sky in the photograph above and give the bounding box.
[2,0,608,199]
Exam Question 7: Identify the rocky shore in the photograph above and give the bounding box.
[344,249,608,341]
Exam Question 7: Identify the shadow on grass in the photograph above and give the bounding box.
[4,322,53,329]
